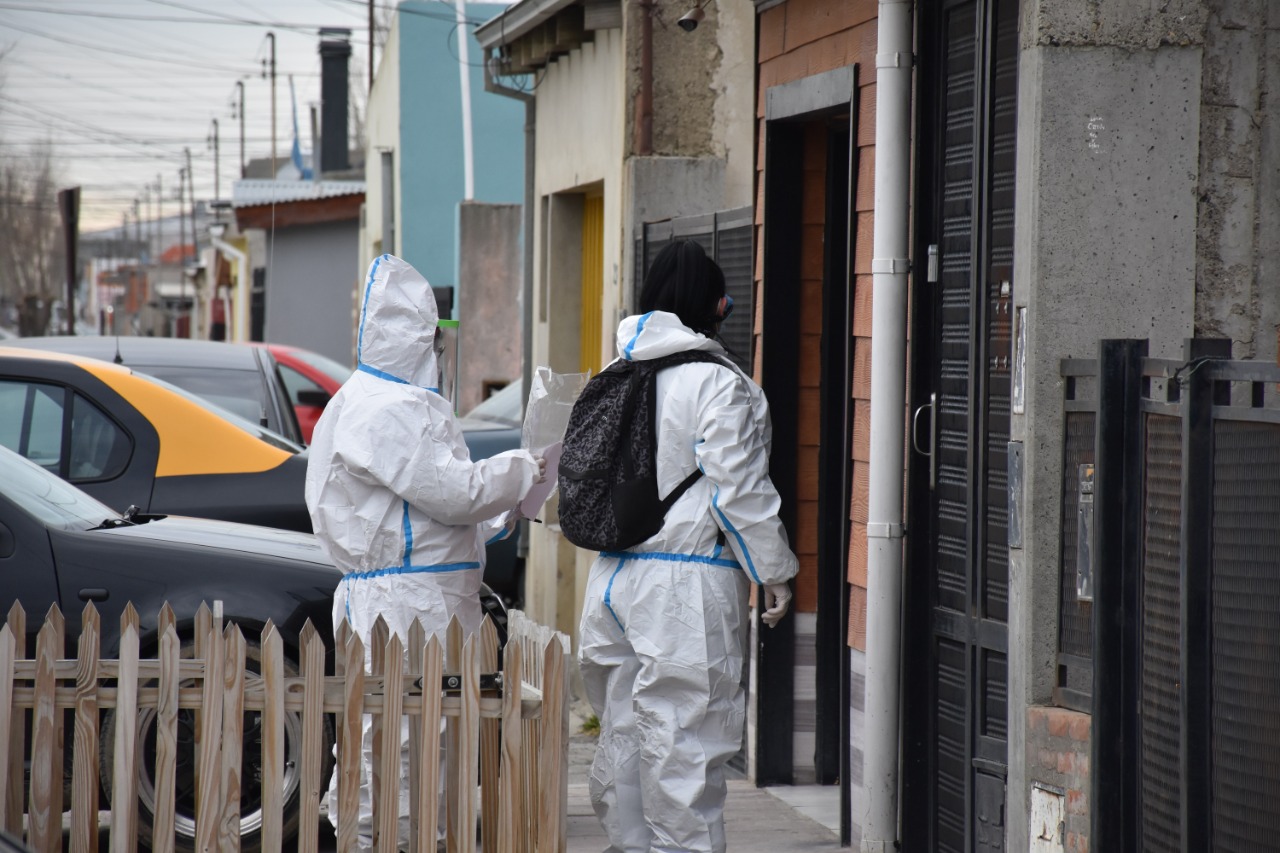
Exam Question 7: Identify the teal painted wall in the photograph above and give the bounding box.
[397,0,524,314]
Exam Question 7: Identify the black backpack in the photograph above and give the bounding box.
[558,349,727,551]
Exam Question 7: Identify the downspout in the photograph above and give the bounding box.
[862,2,913,852]
[634,0,654,155]
[210,234,249,343]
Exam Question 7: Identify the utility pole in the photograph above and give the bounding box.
[143,184,151,264]
[264,32,277,179]
[155,174,163,262]
[185,147,196,263]
[209,119,221,214]
[233,80,246,178]
[58,188,79,336]
[368,0,375,92]
[133,197,141,263]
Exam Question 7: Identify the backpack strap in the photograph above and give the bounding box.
[648,348,730,512]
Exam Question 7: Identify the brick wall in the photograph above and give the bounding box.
[754,0,877,647]
[1026,705,1092,853]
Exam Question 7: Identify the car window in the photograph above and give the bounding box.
[138,373,304,454]
[285,349,353,386]
[140,366,268,427]
[0,381,131,481]
[279,363,325,404]
[0,380,65,472]
[0,445,119,530]
[460,380,522,428]
[69,393,132,480]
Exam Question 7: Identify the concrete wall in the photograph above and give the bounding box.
[264,219,361,366]
[457,202,522,415]
[397,0,525,298]
[1193,0,1280,360]
[1009,1,1205,847]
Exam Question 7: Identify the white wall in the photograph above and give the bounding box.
[524,28,626,638]
[361,17,402,277]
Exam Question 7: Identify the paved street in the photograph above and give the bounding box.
[566,713,843,853]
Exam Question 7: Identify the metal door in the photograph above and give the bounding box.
[905,0,1018,850]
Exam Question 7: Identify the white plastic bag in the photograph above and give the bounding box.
[518,367,588,518]
[521,366,588,454]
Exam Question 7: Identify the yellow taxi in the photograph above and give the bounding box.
[0,346,310,531]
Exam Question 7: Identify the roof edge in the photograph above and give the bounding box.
[475,0,578,49]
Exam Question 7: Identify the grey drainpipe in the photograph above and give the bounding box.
[863,0,913,850]
[484,54,537,557]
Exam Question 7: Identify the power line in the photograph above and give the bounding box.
[0,1,368,40]
[0,15,262,76]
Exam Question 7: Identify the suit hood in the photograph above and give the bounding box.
[355,254,440,389]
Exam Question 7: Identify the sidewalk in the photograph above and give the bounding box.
[566,709,844,852]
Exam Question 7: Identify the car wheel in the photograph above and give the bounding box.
[99,638,334,853]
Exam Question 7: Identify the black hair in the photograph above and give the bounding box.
[638,240,726,336]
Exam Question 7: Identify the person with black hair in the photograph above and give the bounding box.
[577,240,797,853]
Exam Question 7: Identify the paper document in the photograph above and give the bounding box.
[519,441,562,519]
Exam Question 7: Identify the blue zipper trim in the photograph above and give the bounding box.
[709,487,761,583]
[401,501,413,567]
[603,556,628,633]
[622,312,653,361]
[357,363,438,394]
[598,549,742,570]
[485,528,508,545]
[340,561,482,583]
[356,254,387,365]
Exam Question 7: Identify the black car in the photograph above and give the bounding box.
[7,335,304,445]
[0,443,338,851]
[0,444,508,852]
[458,380,525,605]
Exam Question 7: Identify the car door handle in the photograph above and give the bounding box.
[78,588,109,602]
[911,392,938,490]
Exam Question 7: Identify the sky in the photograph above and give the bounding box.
[0,0,495,231]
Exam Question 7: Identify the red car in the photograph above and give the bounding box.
[260,343,353,444]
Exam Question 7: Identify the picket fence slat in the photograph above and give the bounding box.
[338,632,365,853]
[479,621,500,850]
[415,635,443,853]
[376,634,404,853]
[0,603,568,853]
[220,626,247,853]
[152,626,180,853]
[258,624,283,853]
[69,604,100,853]
[110,607,140,853]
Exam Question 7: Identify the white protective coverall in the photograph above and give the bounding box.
[305,254,540,849]
[578,310,799,853]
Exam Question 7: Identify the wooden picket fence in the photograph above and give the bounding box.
[0,600,570,853]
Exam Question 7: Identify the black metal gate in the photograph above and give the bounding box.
[1079,339,1280,851]
[904,0,1018,850]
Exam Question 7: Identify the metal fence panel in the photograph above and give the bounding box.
[1139,413,1182,853]
[1210,419,1280,850]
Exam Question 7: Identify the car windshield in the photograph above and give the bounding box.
[459,380,522,428]
[0,445,118,530]
[285,348,353,386]
[136,372,305,454]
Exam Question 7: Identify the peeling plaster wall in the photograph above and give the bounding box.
[1193,0,1280,360]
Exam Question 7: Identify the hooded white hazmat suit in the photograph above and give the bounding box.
[305,254,540,849]
[577,310,799,853]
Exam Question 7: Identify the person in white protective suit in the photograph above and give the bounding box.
[578,240,797,853]
[305,254,544,851]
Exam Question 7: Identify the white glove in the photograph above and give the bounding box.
[761,583,792,628]
[533,454,548,484]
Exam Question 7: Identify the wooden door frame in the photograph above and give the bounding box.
[759,64,856,844]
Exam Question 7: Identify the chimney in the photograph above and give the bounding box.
[319,28,352,174]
